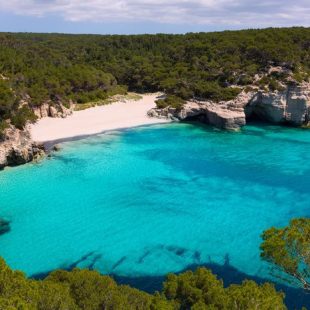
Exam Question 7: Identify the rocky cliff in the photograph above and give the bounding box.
[31,99,74,119]
[0,125,45,169]
[0,99,74,169]
[148,82,310,130]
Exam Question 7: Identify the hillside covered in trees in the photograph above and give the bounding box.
[0,27,309,134]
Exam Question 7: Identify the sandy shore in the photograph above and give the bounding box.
[30,94,170,144]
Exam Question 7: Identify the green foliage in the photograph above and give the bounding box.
[268,79,285,92]
[0,258,287,310]
[28,83,49,107]
[244,86,255,93]
[0,258,155,309]
[226,280,286,310]
[155,95,185,110]
[163,268,286,310]
[0,257,75,310]
[260,218,310,291]
[163,268,228,309]
[293,71,309,83]
[237,74,253,86]
[0,120,8,140]
[46,269,153,309]
[0,27,309,125]
[0,80,15,117]
[194,81,241,102]
[11,106,37,130]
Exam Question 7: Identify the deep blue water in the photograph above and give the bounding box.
[0,122,309,308]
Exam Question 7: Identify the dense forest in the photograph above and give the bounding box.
[0,27,309,133]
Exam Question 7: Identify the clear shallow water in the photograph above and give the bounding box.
[0,122,309,307]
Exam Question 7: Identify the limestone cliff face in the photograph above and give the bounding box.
[148,82,310,130]
[246,82,310,126]
[32,100,74,119]
[148,91,252,130]
[0,126,45,169]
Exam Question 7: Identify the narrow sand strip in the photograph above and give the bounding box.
[30,94,170,143]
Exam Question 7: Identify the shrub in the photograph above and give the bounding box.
[269,79,285,92]
[11,106,38,129]
[0,80,15,116]
[0,120,8,140]
[237,74,253,86]
[155,95,185,110]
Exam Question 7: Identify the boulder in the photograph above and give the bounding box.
[52,144,62,152]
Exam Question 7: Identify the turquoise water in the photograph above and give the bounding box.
[0,122,309,306]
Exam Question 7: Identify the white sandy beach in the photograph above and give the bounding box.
[30,94,170,143]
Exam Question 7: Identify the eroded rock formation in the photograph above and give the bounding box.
[0,98,75,169]
[246,82,310,126]
[0,125,45,169]
[148,82,310,130]
[32,100,74,119]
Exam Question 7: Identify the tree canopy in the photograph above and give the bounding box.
[0,27,309,133]
[163,268,286,310]
[0,258,287,310]
[260,218,310,292]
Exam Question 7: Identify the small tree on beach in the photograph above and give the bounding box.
[260,218,310,291]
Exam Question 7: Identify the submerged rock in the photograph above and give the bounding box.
[0,218,10,235]
[52,144,62,152]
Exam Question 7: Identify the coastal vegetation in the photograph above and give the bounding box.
[0,258,286,309]
[260,218,310,291]
[0,218,308,308]
[0,26,309,308]
[74,92,142,111]
[155,96,186,111]
[0,27,309,135]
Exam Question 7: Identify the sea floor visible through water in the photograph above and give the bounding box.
[0,122,309,308]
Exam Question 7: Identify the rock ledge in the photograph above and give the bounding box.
[148,83,310,130]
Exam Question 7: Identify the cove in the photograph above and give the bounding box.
[0,122,309,308]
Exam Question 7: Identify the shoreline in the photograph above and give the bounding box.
[43,122,172,150]
[30,93,171,147]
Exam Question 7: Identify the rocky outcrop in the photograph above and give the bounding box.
[0,98,75,169]
[148,82,310,130]
[246,82,310,126]
[0,125,45,169]
[148,91,252,130]
[32,100,74,119]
